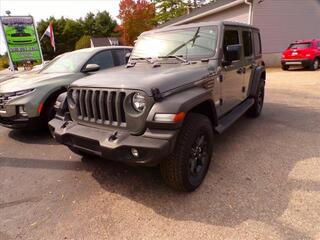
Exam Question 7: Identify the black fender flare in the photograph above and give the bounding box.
[249,66,266,97]
[146,87,218,129]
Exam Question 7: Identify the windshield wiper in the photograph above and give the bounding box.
[158,55,188,63]
[167,27,200,56]
[130,57,153,64]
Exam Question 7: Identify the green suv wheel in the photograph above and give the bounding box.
[160,113,213,192]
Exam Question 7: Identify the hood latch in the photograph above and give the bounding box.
[151,88,163,102]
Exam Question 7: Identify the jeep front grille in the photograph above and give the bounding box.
[70,89,127,127]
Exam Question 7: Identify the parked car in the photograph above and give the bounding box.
[50,21,266,191]
[0,46,132,129]
[281,39,320,71]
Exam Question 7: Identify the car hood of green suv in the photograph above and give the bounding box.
[0,72,82,93]
[71,61,216,96]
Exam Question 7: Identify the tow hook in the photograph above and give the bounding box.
[109,131,118,142]
[61,121,69,129]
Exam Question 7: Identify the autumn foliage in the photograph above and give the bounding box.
[118,0,156,45]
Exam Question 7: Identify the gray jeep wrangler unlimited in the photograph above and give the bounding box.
[50,21,266,191]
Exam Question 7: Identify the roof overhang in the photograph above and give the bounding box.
[165,0,246,27]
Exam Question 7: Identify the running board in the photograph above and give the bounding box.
[215,98,254,134]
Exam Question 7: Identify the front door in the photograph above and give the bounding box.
[221,28,244,115]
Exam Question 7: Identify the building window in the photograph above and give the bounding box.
[253,31,262,56]
[242,31,253,57]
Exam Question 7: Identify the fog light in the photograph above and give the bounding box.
[131,148,139,158]
[18,106,28,117]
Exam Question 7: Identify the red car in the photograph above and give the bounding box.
[281,39,320,71]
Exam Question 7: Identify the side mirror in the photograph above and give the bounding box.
[223,44,241,66]
[125,52,131,63]
[82,63,100,73]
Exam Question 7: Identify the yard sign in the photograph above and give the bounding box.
[0,16,43,63]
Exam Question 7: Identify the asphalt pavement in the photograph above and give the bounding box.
[1,68,320,240]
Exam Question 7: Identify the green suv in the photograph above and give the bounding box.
[0,46,132,129]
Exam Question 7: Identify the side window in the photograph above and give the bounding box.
[223,30,240,61]
[87,50,114,70]
[242,30,253,57]
[223,30,240,46]
[253,31,262,56]
[113,49,127,66]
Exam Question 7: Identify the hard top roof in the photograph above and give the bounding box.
[142,21,259,36]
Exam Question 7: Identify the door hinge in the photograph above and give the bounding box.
[219,75,223,82]
[242,86,246,93]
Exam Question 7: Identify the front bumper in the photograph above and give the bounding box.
[49,118,179,166]
[281,59,313,67]
[0,115,42,129]
[0,104,41,129]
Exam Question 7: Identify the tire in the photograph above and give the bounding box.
[282,65,289,71]
[247,80,265,118]
[160,113,213,192]
[310,58,319,71]
[41,92,65,134]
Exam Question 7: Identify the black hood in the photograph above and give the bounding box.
[71,62,212,96]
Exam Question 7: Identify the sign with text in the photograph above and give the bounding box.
[0,16,43,63]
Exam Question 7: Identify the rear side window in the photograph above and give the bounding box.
[242,31,253,57]
[253,31,262,56]
[113,49,127,66]
[289,43,311,49]
[87,50,114,70]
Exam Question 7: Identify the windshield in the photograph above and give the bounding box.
[289,43,311,49]
[131,26,218,60]
[41,51,91,73]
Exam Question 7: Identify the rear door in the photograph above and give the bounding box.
[221,28,244,114]
[241,28,255,98]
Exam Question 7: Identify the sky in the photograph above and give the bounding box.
[0,0,121,54]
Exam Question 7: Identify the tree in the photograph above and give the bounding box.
[37,17,83,59]
[75,35,91,49]
[79,11,117,37]
[118,0,156,45]
[0,53,9,70]
[153,0,211,24]
[153,0,187,24]
[37,11,118,60]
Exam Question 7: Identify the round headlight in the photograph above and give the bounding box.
[132,92,146,112]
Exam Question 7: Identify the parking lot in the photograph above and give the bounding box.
[0,68,320,240]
